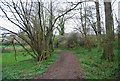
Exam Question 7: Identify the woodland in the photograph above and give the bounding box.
[0,0,119,80]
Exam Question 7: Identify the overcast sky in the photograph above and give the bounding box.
[64,0,119,33]
[0,0,119,36]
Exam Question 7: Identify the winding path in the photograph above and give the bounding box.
[34,51,84,79]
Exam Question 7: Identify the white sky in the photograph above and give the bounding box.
[64,0,120,33]
[0,0,119,35]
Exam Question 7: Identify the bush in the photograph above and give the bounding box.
[66,33,79,48]
[56,33,98,49]
[57,36,68,48]
[57,32,84,48]
[2,41,13,45]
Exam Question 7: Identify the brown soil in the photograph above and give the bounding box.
[34,51,84,79]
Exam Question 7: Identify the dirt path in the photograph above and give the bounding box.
[34,52,84,79]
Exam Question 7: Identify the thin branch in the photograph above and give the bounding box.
[0,5,27,33]
[53,1,83,26]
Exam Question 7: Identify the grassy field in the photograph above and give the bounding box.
[1,49,58,79]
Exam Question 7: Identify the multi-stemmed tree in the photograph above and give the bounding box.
[0,0,82,61]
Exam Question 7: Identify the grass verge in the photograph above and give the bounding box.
[61,47,119,79]
[1,51,58,79]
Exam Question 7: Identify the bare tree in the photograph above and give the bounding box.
[74,2,92,51]
[101,1,114,61]
[0,0,83,61]
[95,1,102,52]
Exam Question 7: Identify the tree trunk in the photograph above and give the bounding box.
[118,23,120,78]
[102,2,114,62]
[84,2,91,51]
[95,1,102,52]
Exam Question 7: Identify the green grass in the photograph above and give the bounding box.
[61,47,119,79]
[0,45,23,48]
[1,51,58,79]
[1,45,32,55]
[58,38,119,79]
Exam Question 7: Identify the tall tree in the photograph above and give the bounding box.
[74,2,92,51]
[95,1,102,51]
[80,3,92,51]
[101,1,114,61]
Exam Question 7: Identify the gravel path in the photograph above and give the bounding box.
[34,52,84,79]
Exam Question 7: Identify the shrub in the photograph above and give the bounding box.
[66,33,78,48]
[57,32,84,48]
[56,32,98,49]
[57,36,68,48]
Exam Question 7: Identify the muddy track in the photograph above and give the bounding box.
[34,52,84,79]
